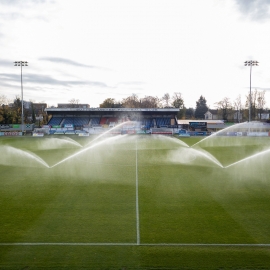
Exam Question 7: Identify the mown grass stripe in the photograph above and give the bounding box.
[1,243,270,247]
[136,138,140,245]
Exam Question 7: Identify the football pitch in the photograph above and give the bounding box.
[0,134,270,269]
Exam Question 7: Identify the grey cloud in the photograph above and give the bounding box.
[242,86,270,93]
[235,0,270,21]
[0,12,48,22]
[0,0,47,5]
[0,60,13,67]
[0,1,51,22]
[0,73,108,88]
[254,87,270,91]
[116,81,146,86]
[94,91,127,96]
[40,57,110,70]
[0,80,16,88]
[0,12,24,20]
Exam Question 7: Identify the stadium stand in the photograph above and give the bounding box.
[156,117,171,127]
[62,117,74,125]
[100,117,107,125]
[62,117,90,127]
[141,118,154,129]
[44,107,179,135]
[74,117,90,126]
[48,117,63,126]
[90,117,100,126]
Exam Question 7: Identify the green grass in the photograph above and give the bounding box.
[0,134,270,269]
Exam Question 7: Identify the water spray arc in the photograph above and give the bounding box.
[192,148,224,168]
[224,147,270,169]
[84,121,131,147]
[190,122,248,148]
[60,137,82,148]
[0,145,49,168]
[159,135,190,148]
[50,135,125,168]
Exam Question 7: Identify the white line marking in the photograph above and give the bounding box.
[136,138,140,245]
[0,243,270,247]
[0,243,135,246]
[140,243,270,247]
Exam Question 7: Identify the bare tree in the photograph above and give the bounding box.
[162,93,171,107]
[69,98,79,103]
[257,90,266,120]
[215,97,232,121]
[69,98,80,108]
[233,95,243,123]
[245,89,259,121]
[0,95,8,105]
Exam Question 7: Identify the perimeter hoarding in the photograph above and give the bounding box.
[189,122,207,129]
[0,132,22,136]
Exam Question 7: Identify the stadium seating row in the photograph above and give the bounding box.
[48,116,175,129]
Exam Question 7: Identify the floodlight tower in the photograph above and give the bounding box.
[14,61,28,134]
[244,60,259,122]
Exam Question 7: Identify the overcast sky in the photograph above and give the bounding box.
[0,0,270,108]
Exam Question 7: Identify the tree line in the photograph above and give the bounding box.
[99,90,268,121]
[0,95,48,126]
[0,89,268,125]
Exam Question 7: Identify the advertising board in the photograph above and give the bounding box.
[2,131,22,136]
[247,132,269,137]
[33,133,44,137]
[78,133,89,136]
[189,131,207,136]
[152,131,172,134]
[189,122,207,129]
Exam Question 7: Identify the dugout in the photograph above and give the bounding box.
[178,120,225,132]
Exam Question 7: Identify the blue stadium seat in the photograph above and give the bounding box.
[48,117,63,126]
